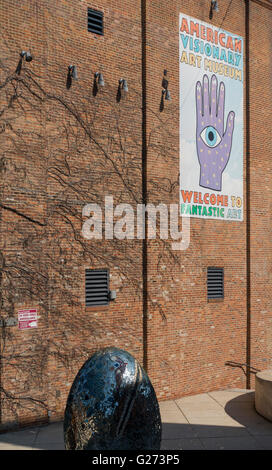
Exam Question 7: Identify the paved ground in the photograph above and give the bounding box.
[0,389,271,450]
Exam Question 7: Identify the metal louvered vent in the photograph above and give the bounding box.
[207,267,224,299]
[87,8,104,35]
[85,269,109,306]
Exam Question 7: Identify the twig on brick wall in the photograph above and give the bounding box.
[0,387,48,410]
[0,203,46,226]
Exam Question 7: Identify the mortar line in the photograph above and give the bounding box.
[174,399,194,426]
[207,391,225,408]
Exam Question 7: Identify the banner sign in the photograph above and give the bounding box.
[179,14,243,221]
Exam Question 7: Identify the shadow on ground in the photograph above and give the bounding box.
[0,391,271,450]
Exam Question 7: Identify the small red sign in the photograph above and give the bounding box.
[18,309,38,330]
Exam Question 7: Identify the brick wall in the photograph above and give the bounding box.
[247,0,272,385]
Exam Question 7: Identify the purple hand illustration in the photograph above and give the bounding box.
[196,74,235,191]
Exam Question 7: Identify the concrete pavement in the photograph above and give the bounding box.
[0,389,272,450]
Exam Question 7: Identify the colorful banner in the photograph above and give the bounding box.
[179,14,243,221]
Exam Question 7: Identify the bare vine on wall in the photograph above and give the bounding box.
[0,44,181,425]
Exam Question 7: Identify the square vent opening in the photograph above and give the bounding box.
[87,8,104,35]
[85,269,109,306]
[207,267,224,300]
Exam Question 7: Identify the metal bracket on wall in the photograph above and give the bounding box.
[0,317,18,327]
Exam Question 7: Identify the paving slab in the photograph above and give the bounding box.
[159,400,198,439]
[253,435,272,450]
[34,441,65,450]
[189,421,249,439]
[159,400,188,424]
[208,390,255,406]
[200,435,262,450]
[186,415,244,427]
[34,422,64,445]
[176,393,226,419]
[178,408,227,420]
[175,393,220,406]
[0,428,37,447]
[161,422,198,440]
[176,405,227,420]
[161,438,204,450]
[245,421,272,436]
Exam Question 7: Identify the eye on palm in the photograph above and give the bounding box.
[195,74,235,191]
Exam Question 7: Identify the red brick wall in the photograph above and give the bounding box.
[0,0,271,429]
[247,0,272,385]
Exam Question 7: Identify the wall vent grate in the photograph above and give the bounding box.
[207,267,224,299]
[85,269,109,306]
[87,8,104,35]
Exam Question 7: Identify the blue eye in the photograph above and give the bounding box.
[200,126,221,148]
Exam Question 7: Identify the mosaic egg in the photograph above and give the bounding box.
[63,347,162,450]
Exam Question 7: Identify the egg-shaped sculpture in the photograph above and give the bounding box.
[63,347,161,450]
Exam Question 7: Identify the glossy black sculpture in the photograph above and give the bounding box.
[63,347,162,450]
